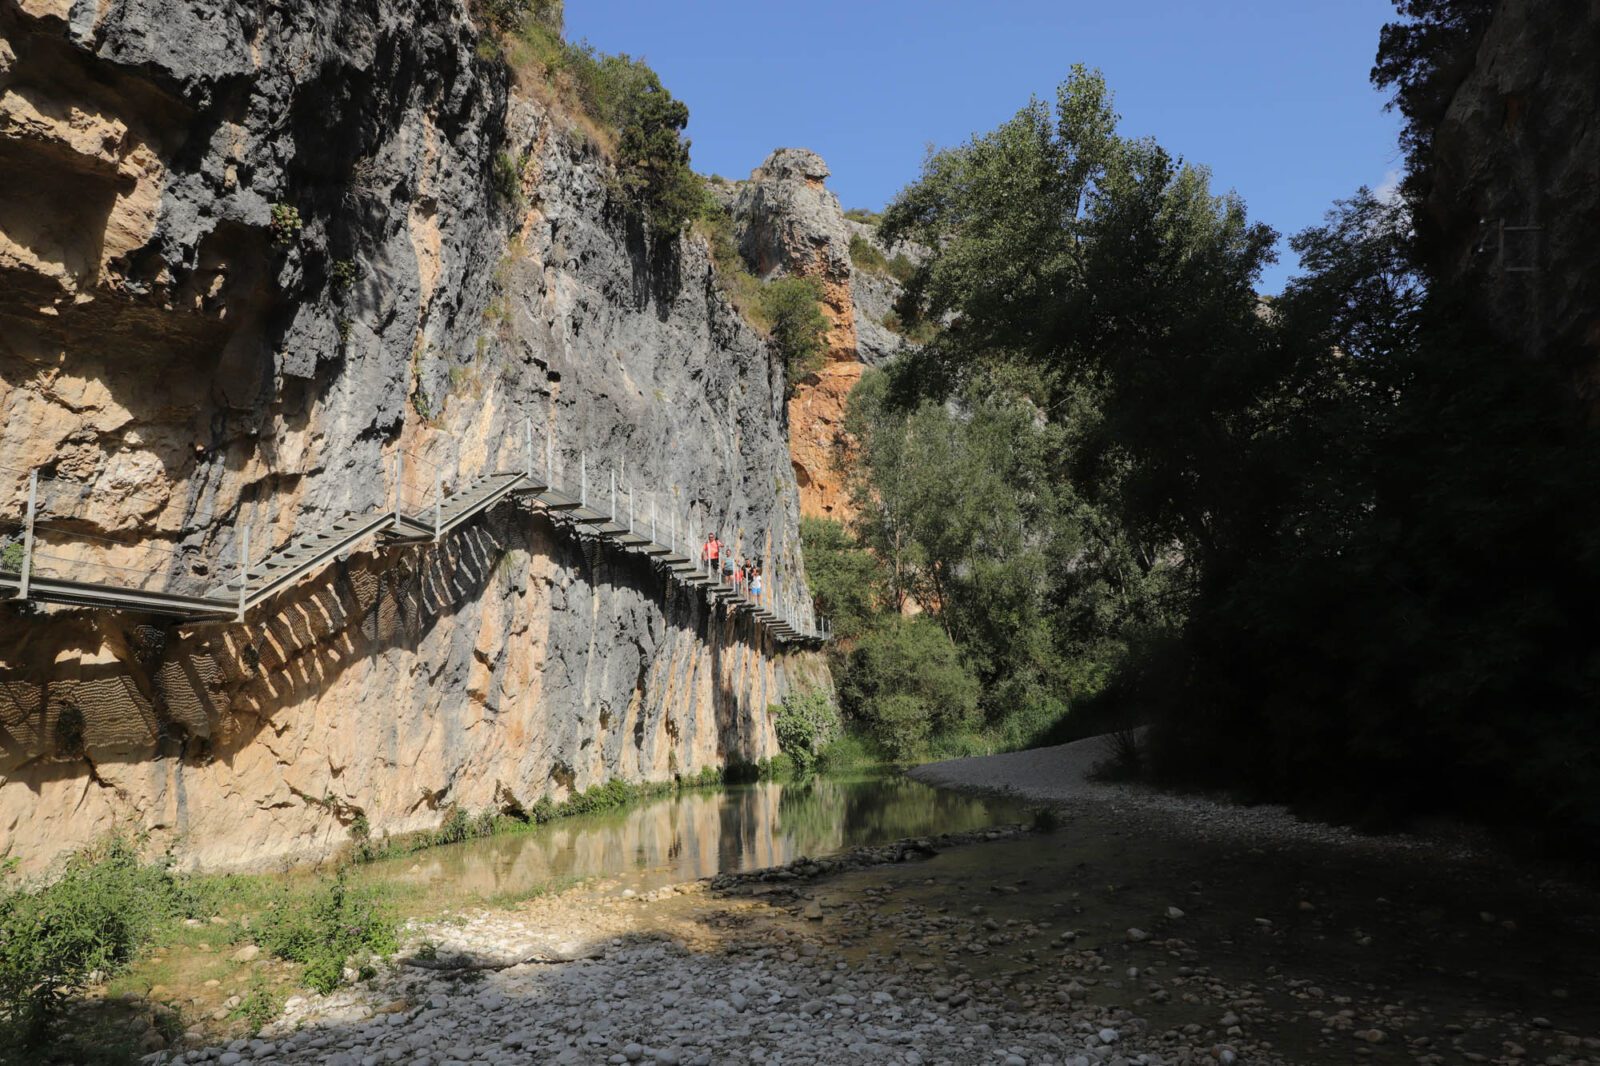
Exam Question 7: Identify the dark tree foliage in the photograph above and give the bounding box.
[856,36,1600,841]
[1370,0,1496,203]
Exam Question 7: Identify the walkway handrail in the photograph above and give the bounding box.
[2,418,828,644]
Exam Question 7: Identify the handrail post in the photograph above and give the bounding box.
[237,524,250,623]
[18,470,37,600]
[434,469,443,542]
[628,487,634,533]
[651,497,656,544]
[394,453,404,526]
[524,418,534,481]
[610,469,616,522]
[580,451,587,508]
[545,432,554,486]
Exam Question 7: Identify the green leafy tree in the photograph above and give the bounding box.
[838,616,981,759]
[800,517,888,643]
[760,276,828,393]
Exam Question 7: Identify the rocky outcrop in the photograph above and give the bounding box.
[0,2,820,874]
[1427,0,1600,383]
[730,149,917,522]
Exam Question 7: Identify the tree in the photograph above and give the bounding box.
[837,617,980,759]
[800,517,888,644]
[761,276,829,394]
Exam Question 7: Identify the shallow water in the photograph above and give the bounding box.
[352,773,1028,909]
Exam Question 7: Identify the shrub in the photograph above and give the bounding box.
[760,276,829,394]
[0,836,189,1046]
[848,233,915,283]
[253,870,397,994]
[475,0,562,33]
[772,688,841,774]
[0,540,23,573]
[849,233,889,274]
[492,151,527,211]
[838,616,981,760]
[880,309,939,345]
[843,207,882,225]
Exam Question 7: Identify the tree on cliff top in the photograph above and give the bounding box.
[496,6,700,237]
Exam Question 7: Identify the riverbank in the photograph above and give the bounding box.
[911,734,1497,858]
[159,766,1600,1066]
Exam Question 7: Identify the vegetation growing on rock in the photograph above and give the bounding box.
[493,1,700,236]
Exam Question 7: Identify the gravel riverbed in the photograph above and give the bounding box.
[157,741,1600,1066]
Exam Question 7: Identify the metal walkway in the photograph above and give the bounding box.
[0,427,830,646]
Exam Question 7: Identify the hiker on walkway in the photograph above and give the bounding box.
[750,566,763,602]
[702,533,720,575]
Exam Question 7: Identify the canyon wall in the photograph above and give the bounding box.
[0,0,820,874]
[1427,0,1600,381]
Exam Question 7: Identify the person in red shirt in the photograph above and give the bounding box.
[702,533,720,575]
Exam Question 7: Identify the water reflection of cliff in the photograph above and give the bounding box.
[362,777,1022,903]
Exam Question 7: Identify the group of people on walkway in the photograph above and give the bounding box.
[700,533,763,600]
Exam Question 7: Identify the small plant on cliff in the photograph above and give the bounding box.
[492,151,527,212]
[0,836,190,1049]
[268,203,303,247]
[772,688,841,775]
[0,540,23,574]
[329,258,358,292]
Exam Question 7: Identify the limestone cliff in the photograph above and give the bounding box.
[0,1,820,873]
[728,148,918,522]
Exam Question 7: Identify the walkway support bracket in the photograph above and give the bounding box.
[18,470,37,600]
[236,524,249,623]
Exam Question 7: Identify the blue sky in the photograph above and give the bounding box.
[566,1,1405,293]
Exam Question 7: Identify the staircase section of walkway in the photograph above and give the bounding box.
[2,451,828,644]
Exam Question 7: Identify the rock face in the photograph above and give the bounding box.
[0,1,820,873]
[731,148,917,522]
[1427,0,1600,382]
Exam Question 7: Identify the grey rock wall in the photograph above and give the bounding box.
[0,1,819,874]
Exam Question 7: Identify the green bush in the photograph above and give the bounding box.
[0,837,189,1046]
[0,540,22,573]
[838,616,981,760]
[843,207,882,225]
[253,871,397,994]
[848,233,915,283]
[760,276,829,394]
[772,688,841,774]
